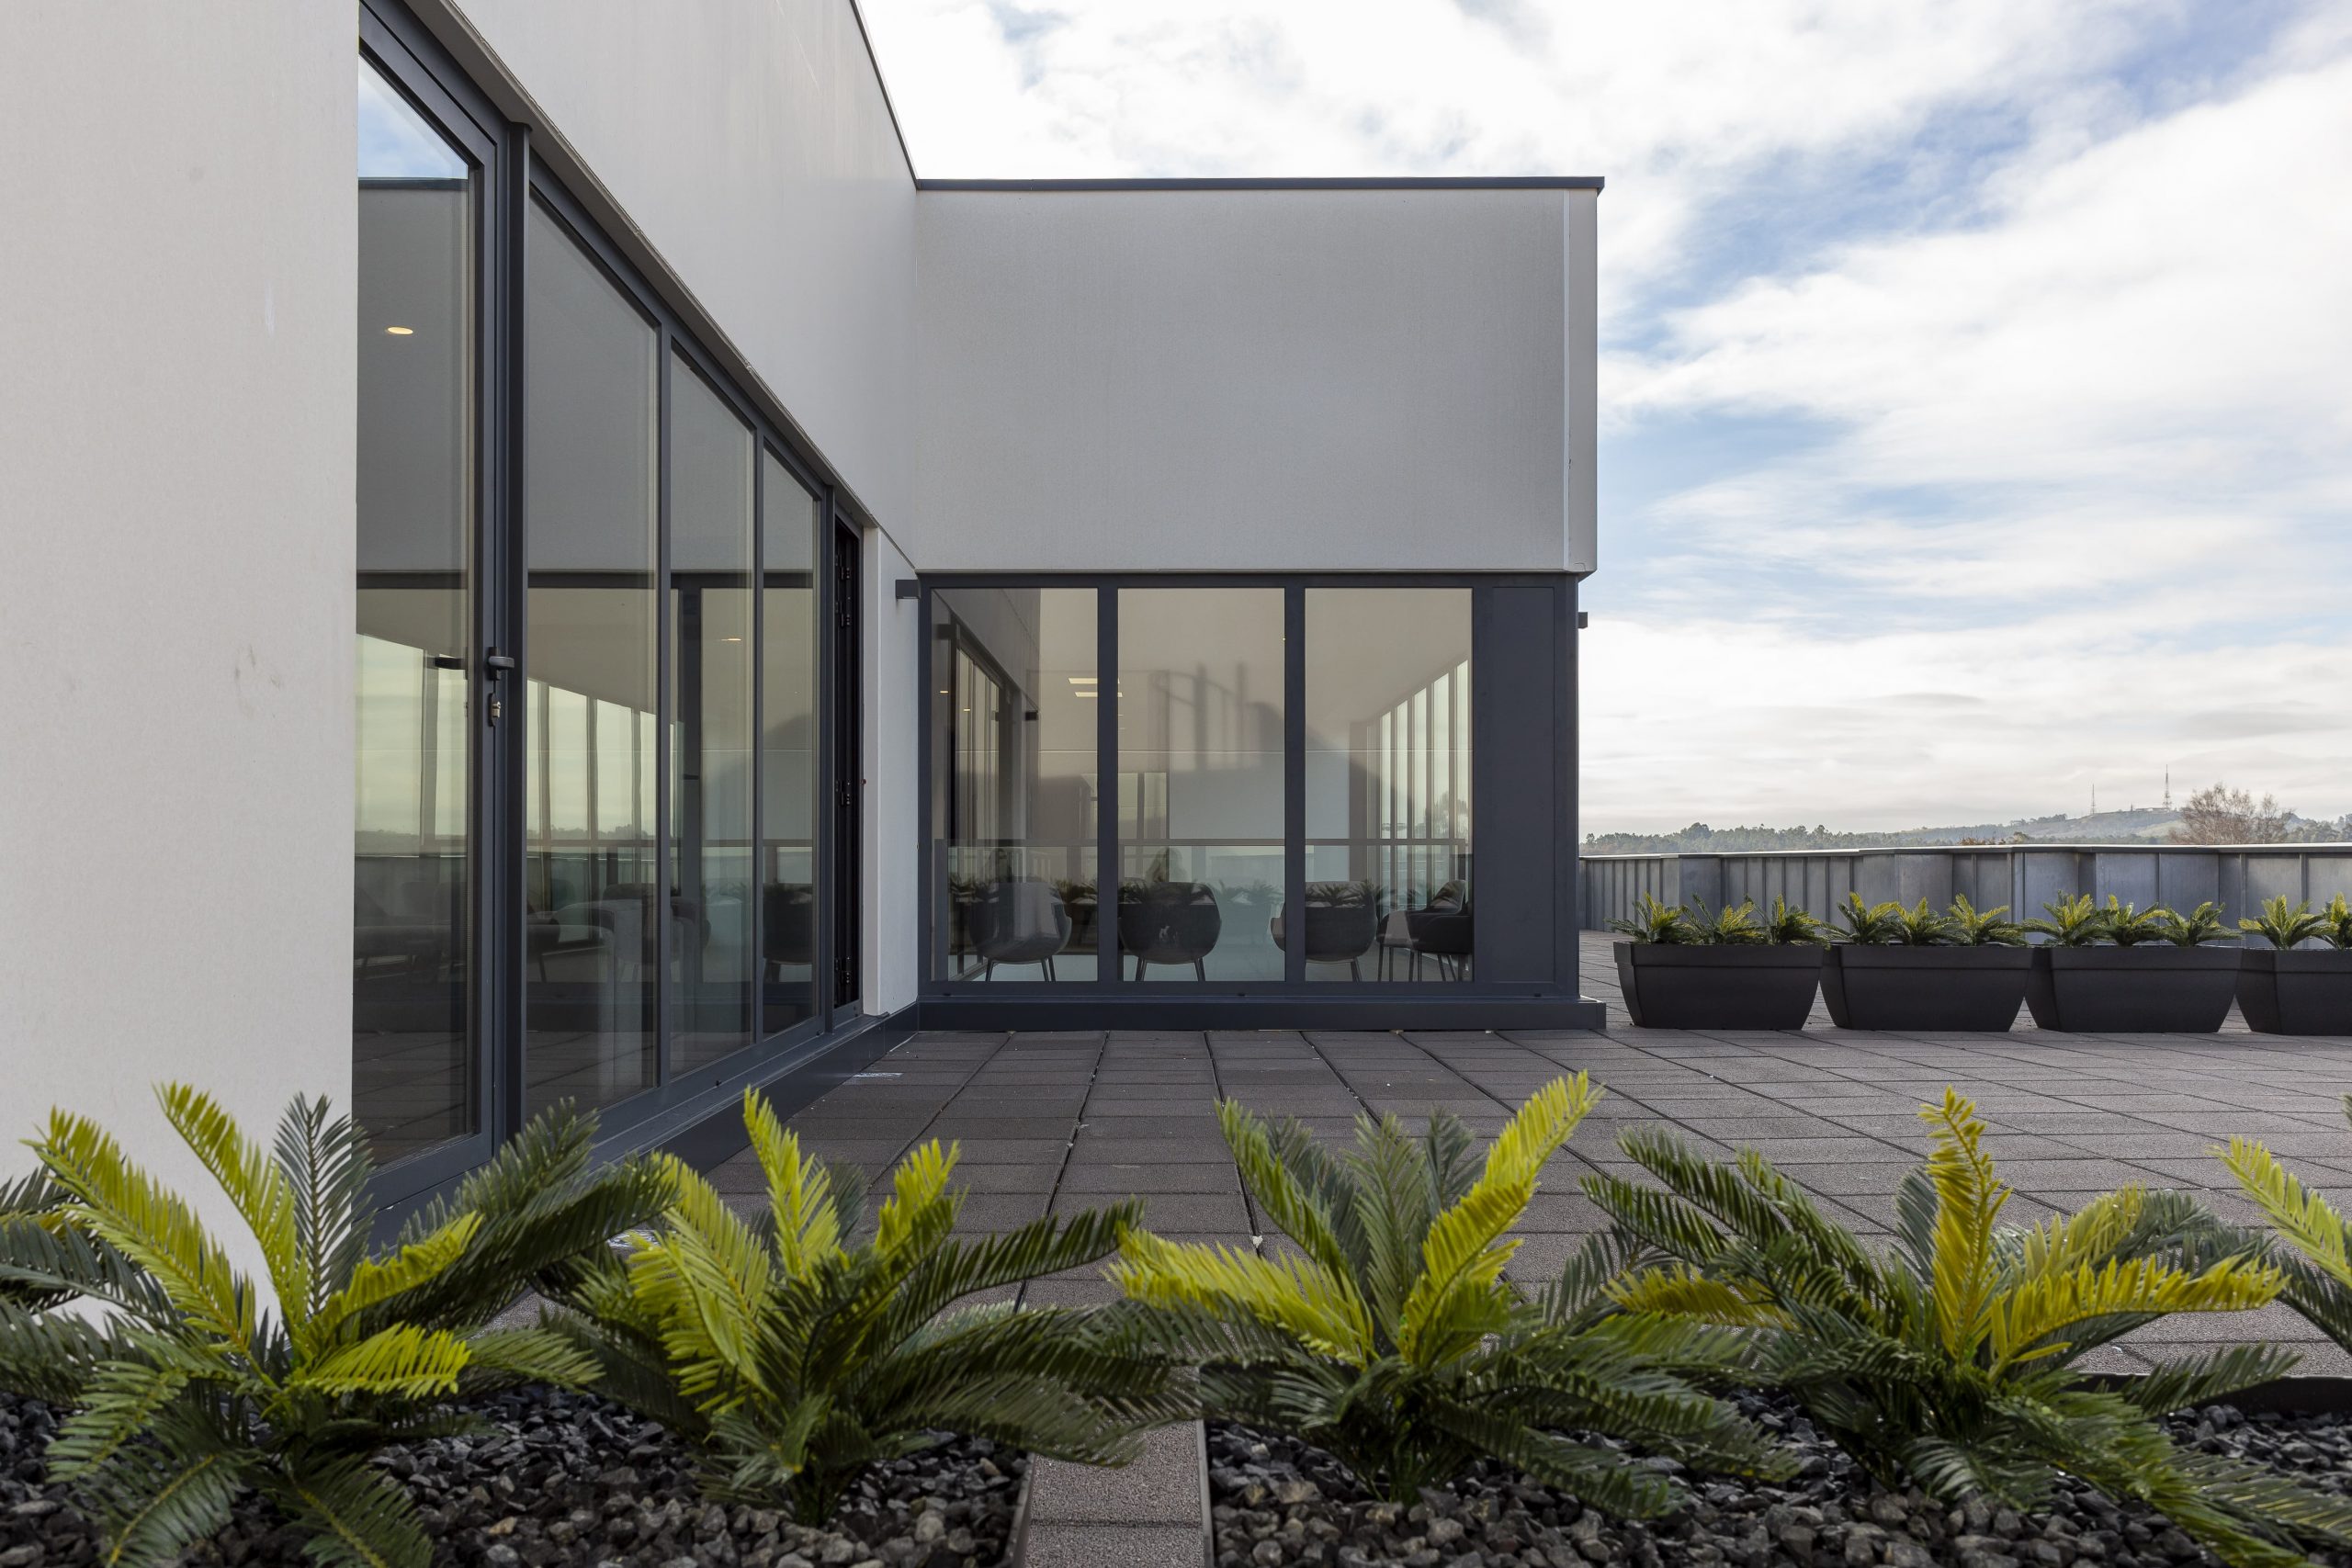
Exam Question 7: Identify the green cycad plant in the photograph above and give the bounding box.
[1833,893,1909,944]
[1945,895,2025,946]
[2156,900,2233,946]
[2026,894,2109,946]
[1684,899,1768,944]
[2324,894,2352,949]
[14,1088,662,1568]
[2240,896,2330,951]
[544,1090,1180,1524]
[2098,896,2173,946]
[1590,1089,2352,1568]
[1609,893,1696,944]
[1893,898,1954,945]
[2216,1095,2352,1350]
[1111,1076,1789,1514]
[1763,897,1832,946]
[0,1170,169,1404]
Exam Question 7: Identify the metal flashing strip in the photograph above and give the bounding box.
[917,175,1605,193]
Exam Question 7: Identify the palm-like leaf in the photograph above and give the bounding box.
[13,1087,648,1566]
[550,1089,1181,1523]
[1589,1086,2339,1568]
[2215,1099,2352,1361]
[1115,1075,1785,1509]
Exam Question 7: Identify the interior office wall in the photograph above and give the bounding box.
[437,0,919,539]
[915,188,1580,572]
[0,6,356,1212]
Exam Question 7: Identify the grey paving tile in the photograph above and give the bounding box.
[1028,1424,1202,1524]
[1024,1524,1203,1567]
[1058,1162,1240,1194]
[1058,1190,1250,1232]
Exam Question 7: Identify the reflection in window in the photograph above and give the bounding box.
[933,590,1098,982]
[1116,589,1283,982]
[521,201,659,1116]
[355,56,475,1160]
[1306,590,1472,982]
[668,359,755,1071]
[760,456,820,1032]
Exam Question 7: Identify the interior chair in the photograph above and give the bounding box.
[763,883,816,980]
[1118,881,1222,980]
[1272,892,1379,979]
[969,879,1072,980]
[1405,895,1474,981]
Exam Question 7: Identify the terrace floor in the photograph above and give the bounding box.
[716,931,2352,1563]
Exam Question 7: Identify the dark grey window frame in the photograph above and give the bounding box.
[361,0,869,1208]
[917,573,1591,1026]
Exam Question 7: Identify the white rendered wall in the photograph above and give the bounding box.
[914,187,1593,573]
[435,0,918,539]
[0,6,355,1190]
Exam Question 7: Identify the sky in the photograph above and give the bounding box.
[858,0,2352,833]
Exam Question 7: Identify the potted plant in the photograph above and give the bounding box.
[1610,894,1826,1029]
[2023,894,2242,1032]
[2235,894,2352,1035]
[1819,894,2031,1031]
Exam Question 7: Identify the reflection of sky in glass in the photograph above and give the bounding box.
[359,59,464,180]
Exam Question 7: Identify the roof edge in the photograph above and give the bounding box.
[916,175,1604,193]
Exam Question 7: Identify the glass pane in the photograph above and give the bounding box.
[932,589,1098,982]
[669,359,756,1069]
[1115,589,1283,982]
[1306,589,1473,983]
[523,202,659,1116]
[355,57,475,1161]
[760,455,819,1032]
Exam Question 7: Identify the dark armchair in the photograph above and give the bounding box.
[1272,888,1380,979]
[969,880,1072,981]
[1118,881,1222,980]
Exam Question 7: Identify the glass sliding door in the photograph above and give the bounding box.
[668,358,756,1070]
[760,456,820,1033]
[1305,589,1473,981]
[932,589,1099,982]
[354,57,479,1162]
[521,201,660,1117]
[1114,589,1284,981]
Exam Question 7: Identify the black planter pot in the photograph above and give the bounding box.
[1612,942,1824,1029]
[2235,948,2352,1035]
[1820,945,2032,1031]
[2025,944,2242,1032]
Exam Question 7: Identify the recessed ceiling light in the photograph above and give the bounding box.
[384,325,414,335]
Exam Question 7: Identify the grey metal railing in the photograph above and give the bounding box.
[1578,844,2352,932]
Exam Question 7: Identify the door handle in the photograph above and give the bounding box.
[484,650,516,677]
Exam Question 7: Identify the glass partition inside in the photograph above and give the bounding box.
[521,202,660,1116]
[933,589,1099,981]
[1305,589,1473,981]
[1115,589,1285,982]
[760,456,820,1032]
[355,57,476,1161]
[668,358,756,1069]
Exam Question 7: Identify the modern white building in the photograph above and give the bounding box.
[1,0,1601,1206]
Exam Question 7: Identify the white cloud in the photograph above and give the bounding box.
[858,0,2352,831]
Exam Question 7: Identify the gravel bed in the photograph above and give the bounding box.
[1209,1394,2352,1568]
[0,1387,1023,1568]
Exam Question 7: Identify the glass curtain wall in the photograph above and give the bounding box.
[760,457,820,1032]
[1305,590,1473,982]
[667,359,756,1069]
[521,202,661,1117]
[354,59,477,1161]
[933,589,1098,982]
[1116,589,1285,982]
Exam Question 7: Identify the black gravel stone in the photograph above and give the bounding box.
[1207,1393,2352,1568]
[0,1388,1023,1568]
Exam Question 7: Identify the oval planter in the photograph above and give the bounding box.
[2024,944,2241,1032]
[2236,947,2352,1035]
[1820,945,2031,1032]
[1612,941,1824,1029]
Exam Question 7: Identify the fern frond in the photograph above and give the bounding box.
[289,1323,472,1399]
[624,1159,775,1410]
[1221,1100,1352,1285]
[2221,1135,2352,1289]
[157,1084,307,1331]
[1112,1232,1376,1365]
[1920,1089,2007,1359]
[1610,1263,1790,1328]
[1989,1256,2282,1371]
[312,1211,482,1345]
[2118,1344,2301,1415]
[73,1398,251,1568]
[266,1453,431,1568]
[272,1093,375,1324]
[455,1325,603,1393]
[746,1090,842,1272]
[875,1141,959,1263]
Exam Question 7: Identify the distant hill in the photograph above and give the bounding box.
[1582,808,2347,855]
